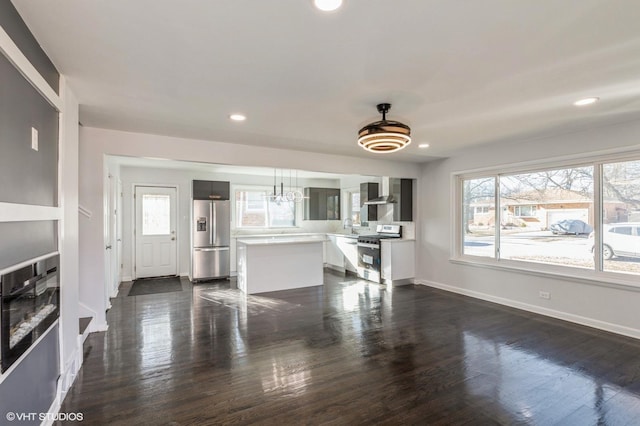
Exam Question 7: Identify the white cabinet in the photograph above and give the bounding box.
[381,240,415,284]
[325,235,345,269]
[237,238,324,294]
[336,236,358,272]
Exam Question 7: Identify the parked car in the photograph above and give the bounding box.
[588,222,640,259]
[549,219,593,235]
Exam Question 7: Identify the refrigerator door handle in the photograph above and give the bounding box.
[209,204,213,246]
[213,202,217,246]
[194,247,230,252]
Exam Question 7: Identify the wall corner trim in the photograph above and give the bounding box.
[415,279,640,340]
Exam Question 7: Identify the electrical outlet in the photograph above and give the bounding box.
[539,291,551,300]
[31,127,38,151]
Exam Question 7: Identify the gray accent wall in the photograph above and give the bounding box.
[0,4,63,419]
[0,325,59,426]
[0,52,59,207]
[0,221,57,270]
[0,1,59,92]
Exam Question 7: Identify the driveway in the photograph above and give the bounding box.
[464,230,640,274]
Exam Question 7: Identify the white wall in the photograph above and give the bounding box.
[418,119,640,338]
[79,126,420,325]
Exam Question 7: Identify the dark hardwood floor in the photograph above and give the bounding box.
[58,273,640,425]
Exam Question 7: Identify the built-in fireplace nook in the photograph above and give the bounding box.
[1,254,60,373]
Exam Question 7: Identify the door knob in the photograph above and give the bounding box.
[106,245,112,250]
[171,237,176,241]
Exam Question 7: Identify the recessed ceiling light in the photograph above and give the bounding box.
[418,143,430,149]
[314,0,343,12]
[229,114,246,121]
[573,97,599,106]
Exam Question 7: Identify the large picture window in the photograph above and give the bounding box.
[601,159,640,275]
[498,167,594,269]
[463,177,495,258]
[456,156,640,280]
[235,189,296,228]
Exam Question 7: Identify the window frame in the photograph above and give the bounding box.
[452,148,640,290]
[234,186,299,229]
[345,188,362,227]
[513,205,536,217]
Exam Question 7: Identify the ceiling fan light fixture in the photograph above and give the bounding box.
[358,103,411,153]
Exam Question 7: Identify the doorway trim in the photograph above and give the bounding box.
[131,183,180,280]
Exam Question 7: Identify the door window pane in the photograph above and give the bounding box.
[499,167,594,269]
[142,194,170,235]
[602,160,640,275]
[463,177,495,257]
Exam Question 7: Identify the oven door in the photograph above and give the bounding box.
[357,242,381,283]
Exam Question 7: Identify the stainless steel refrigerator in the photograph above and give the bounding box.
[192,200,230,280]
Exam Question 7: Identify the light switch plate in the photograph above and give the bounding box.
[31,127,38,151]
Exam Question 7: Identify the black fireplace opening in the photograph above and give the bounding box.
[1,254,59,373]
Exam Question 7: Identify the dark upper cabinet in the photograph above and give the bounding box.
[193,180,230,200]
[304,188,340,220]
[360,182,379,223]
[391,178,413,222]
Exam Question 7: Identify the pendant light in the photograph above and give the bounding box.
[267,169,308,204]
[358,103,411,153]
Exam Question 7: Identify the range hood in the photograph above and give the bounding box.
[364,177,395,205]
[364,195,396,205]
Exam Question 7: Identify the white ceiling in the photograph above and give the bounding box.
[13,0,640,163]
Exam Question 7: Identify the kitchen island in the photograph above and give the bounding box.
[236,235,325,294]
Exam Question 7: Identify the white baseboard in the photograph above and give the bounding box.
[47,335,85,426]
[121,275,132,282]
[415,279,640,340]
[60,337,83,395]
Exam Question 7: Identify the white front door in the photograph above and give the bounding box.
[134,186,178,278]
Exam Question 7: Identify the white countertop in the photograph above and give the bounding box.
[328,233,415,242]
[234,232,414,244]
[233,232,325,239]
[236,235,327,245]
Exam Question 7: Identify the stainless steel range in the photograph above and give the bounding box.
[357,224,402,283]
